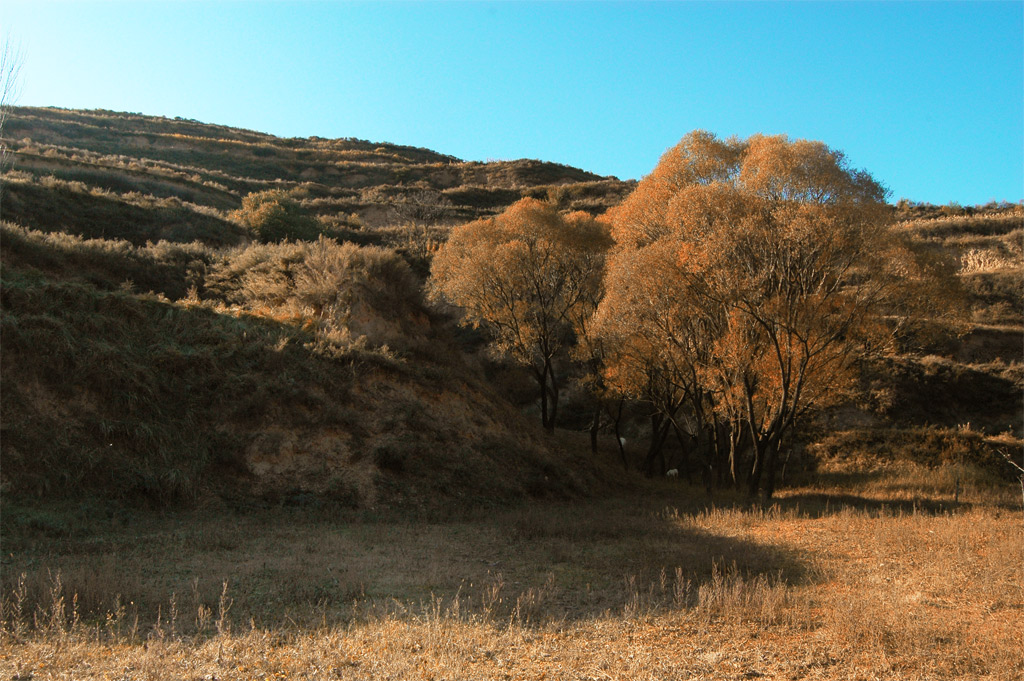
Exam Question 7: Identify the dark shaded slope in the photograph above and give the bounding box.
[0,226,595,509]
[2,179,246,246]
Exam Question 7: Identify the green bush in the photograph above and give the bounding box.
[231,190,322,242]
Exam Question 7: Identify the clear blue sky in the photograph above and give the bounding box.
[2,1,1021,205]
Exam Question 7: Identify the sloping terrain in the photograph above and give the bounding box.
[801,203,1023,486]
[0,107,1020,515]
[0,224,597,510]
[0,107,624,511]
[3,107,634,233]
[1,108,1022,681]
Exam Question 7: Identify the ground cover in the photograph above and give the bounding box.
[3,472,1020,680]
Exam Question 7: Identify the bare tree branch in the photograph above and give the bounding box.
[1,34,25,187]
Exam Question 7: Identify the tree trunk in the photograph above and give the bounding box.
[589,407,601,454]
[711,420,724,487]
[760,429,787,501]
[644,414,672,476]
[747,429,766,498]
[612,400,628,471]
[749,427,784,500]
[547,368,559,432]
[727,423,739,488]
[672,422,693,483]
[780,447,794,487]
[537,361,559,432]
[537,369,550,431]
[761,439,778,501]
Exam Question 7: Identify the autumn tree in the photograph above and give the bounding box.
[595,131,961,497]
[429,198,612,431]
[590,238,714,474]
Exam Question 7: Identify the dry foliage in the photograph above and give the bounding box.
[429,198,612,429]
[2,476,1021,680]
[229,189,322,242]
[593,132,966,496]
[2,107,1022,681]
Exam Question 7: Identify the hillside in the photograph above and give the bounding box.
[800,201,1024,493]
[3,107,635,235]
[0,107,1021,516]
[1,107,632,511]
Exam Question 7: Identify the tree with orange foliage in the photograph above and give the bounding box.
[590,238,717,475]
[595,131,962,497]
[429,198,611,431]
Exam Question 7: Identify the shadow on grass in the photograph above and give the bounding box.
[465,497,814,623]
[0,493,817,631]
[775,468,1018,515]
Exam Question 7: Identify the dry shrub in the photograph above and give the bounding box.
[442,184,522,209]
[808,427,1021,501]
[960,247,1018,274]
[0,223,216,300]
[1,568,146,637]
[898,209,1024,241]
[205,237,429,354]
[2,173,244,246]
[962,268,1024,324]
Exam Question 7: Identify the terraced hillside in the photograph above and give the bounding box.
[2,109,1023,681]
[1,107,625,510]
[3,107,634,235]
[801,201,1023,494]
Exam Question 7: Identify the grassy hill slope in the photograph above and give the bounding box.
[1,107,634,512]
[1,108,1022,681]
[0,224,595,511]
[799,202,1023,494]
[4,107,635,233]
[1,107,1021,515]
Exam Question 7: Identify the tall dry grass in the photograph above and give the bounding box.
[3,482,1021,680]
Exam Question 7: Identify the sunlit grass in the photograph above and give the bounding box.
[3,479,1021,680]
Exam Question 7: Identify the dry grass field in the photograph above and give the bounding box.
[3,467,1021,681]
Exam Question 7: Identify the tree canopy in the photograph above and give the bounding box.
[594,131,962,496]
[429,198,611,430]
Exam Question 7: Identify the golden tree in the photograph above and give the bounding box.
[595,131,961,496]
[591,238,717,474]
[429,198,611,430]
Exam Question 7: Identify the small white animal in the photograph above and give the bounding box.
[666,469,679,478]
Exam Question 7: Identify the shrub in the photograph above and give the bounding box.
[231,190,321,242]
[0,223,217,300]
[206,237,430,354]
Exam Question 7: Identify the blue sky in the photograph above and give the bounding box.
[2,1,1021,205]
